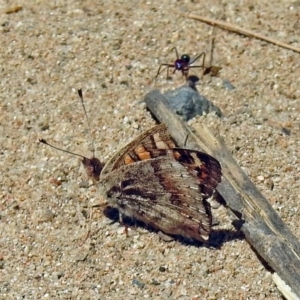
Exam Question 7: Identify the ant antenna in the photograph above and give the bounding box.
[77,89,96,158]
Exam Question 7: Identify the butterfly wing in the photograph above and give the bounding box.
[100,154,221,242]
[101,124,175,177]
[172,148,222,196]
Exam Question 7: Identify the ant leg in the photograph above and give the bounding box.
[170,46,180,59]
[186,66,204,81]
[156,64,174,77]
[182,67,189,79]
[189,52,206,68]
[188,53,206,79]
[153,64,174,83]
[172,66,177,75]
[188,65,206,69]
[167,66,173,79]
[201,52,206,68]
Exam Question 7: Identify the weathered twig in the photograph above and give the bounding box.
[145,89,300,299]
[186,13,300,54]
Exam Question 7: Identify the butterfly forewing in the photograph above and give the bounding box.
[101,124,175,177]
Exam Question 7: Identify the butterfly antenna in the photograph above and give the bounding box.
[77,89,96,158]
[39,139,87,159]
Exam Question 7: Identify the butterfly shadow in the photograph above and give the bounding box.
[102,206,245,249]
[205,222,245,249]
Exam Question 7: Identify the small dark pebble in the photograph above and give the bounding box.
[281,127,291,136]
[120,80,129,86]
[159,266,167,272]
[151,279,160,285]
[39,122,49,131]
[12,203,20,210]
[81,209,89,219]
[0,261,4,269]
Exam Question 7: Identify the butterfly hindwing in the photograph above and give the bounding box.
[100,155,213,241]
[172,148,222,196]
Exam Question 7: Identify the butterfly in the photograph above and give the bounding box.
[40,90,222,242]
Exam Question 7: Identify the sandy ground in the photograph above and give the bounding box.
[1,0,300,299]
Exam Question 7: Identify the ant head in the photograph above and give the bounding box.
[181,54,190,64]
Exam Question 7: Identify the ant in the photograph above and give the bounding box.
[153,47,206,83]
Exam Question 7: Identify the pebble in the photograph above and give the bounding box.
[163,85,222,121]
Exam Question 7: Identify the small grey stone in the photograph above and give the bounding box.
[79,180,90,188]
[132,278,145,289]
[75,253,88,262]
[35,208,55,223]
[222,79,236,90]
[158,231,174,242]
[163,86,222,121]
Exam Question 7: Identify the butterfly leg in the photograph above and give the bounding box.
[79,201,107,246]
[78,208,94,246]
[117,213,129,237]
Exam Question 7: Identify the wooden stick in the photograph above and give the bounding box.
[145,89,300,298]
[272,273,299,300]
[186,13,300,54]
